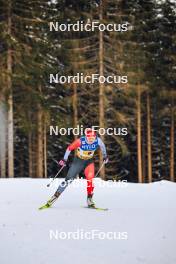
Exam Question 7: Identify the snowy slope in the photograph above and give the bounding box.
[0,178,176,264]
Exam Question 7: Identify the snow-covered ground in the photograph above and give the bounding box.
[0,178,176,264]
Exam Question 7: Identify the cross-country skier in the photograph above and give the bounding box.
[47,128,108,208]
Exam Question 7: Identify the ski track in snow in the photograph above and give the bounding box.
[0,178,176,264]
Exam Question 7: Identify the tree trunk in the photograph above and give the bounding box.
[72,82,78,139]
[137,85,143,183]
[43,121,47,178]
[19,151,24,178]
[36,104,43,178]
[142,129,146,182]
[28,130,33,177]
[147,93,152,182]
[7,0,14,178]
[170,99,175,181]
[0,101,7,177]
[99,0,105,179]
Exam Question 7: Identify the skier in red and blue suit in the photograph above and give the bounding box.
[48,128,108,208]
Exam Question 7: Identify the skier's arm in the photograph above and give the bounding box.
[63,139,81,161]
[98,137,107,159]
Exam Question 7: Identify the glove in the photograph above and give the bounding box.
[58,159,66,166]
[103,156,109,164]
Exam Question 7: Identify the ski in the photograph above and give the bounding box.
[39,194,59,210]
[39,204,108,211]
[83,206,108,211]
[38,203,51,210]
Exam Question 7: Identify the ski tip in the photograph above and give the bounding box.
[38,206,45,210]
[38,203,51,210]
[96,208,108,211]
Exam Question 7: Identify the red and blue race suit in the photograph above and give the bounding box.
[56,136,107,195]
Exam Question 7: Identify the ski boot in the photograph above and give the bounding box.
[47,191,61,206]
[87,194,95,208]
[39,191,61,210]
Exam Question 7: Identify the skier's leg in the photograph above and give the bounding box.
[48,157,85,205]
[84,163,95,207]
[56,157,84,193]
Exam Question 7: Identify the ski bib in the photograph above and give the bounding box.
[76,136,99,160]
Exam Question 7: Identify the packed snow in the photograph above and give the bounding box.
[0,178,176,264]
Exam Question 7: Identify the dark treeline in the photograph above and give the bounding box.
[0,0,175,182]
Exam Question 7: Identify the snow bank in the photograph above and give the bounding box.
[0,178,176,264]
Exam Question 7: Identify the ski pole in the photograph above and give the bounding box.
[95,160,106,178]
[47,164,65,187]
[48,152,61,167]
[52,158,60,167]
